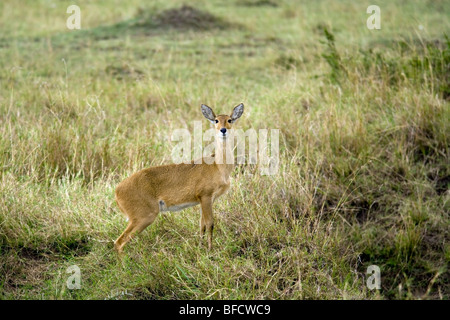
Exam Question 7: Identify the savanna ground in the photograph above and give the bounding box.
[0,0,449,300]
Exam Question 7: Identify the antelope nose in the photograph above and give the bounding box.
[220,128,227,134]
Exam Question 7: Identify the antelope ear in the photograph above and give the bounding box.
[201,104,216,123]
[230,103,244,123]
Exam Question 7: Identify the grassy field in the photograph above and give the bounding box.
[0,0,449,300]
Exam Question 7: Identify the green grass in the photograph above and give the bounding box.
[0,0,449,300]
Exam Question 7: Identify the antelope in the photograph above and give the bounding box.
[113,103,244,254]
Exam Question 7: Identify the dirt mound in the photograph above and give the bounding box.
[154,5,230,30]
[237,0,278,7]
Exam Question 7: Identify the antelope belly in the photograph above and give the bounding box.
[159,200,199,212]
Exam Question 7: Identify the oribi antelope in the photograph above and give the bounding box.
[114,103,244,254]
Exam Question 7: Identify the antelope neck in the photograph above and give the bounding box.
[215,138,234,175]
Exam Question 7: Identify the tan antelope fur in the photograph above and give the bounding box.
[114,103,244,254]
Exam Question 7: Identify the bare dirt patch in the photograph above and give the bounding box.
[152,5,232,30]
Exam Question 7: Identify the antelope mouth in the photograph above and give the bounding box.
[218,132,228,139]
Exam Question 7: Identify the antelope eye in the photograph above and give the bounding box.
[215,119,219,123]
[227,119,232,123]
